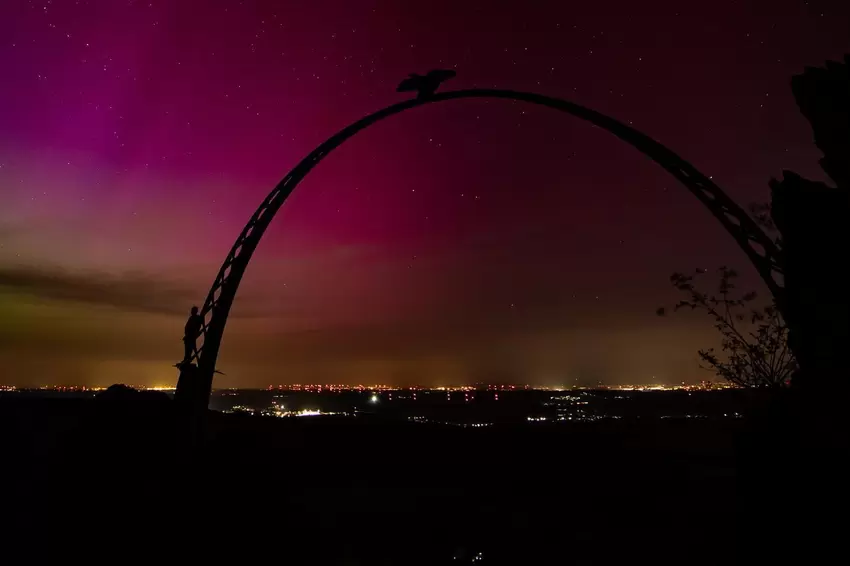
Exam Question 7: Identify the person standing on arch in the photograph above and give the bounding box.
[182,306,204,365]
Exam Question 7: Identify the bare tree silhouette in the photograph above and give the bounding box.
[658,267,797,388]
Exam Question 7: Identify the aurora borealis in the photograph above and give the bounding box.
[1,0,847,387]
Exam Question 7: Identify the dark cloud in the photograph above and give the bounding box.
[0,264,196,315]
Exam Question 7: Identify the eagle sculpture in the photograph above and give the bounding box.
[396,69,457,99]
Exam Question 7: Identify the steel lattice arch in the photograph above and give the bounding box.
[177,88,784,405]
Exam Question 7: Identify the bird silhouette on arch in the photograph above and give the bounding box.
[396,69,457,99]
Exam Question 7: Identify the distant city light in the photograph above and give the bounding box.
[296,409,321,417]
[9,382,745,426]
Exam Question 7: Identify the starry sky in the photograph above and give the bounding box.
[0,0,847,388]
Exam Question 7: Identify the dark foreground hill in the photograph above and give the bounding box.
[0,390,841,564]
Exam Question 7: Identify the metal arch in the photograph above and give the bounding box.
[189,88,784,385]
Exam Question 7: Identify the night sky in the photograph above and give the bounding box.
[1,0,847,388]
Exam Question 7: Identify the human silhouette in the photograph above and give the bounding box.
[396,69,457,99]
[182,306,204,364]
